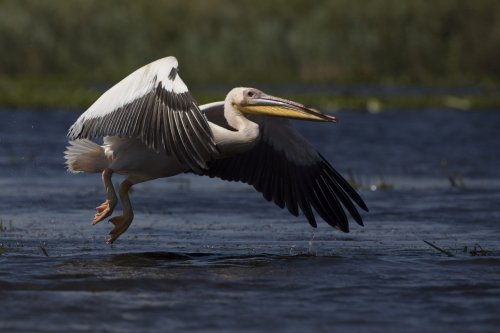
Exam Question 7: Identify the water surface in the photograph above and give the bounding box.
[0,108,499,332]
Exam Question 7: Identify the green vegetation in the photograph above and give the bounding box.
[463,244,493,256]
[0,218,13,232]
[1,0,500,108]
[440,159,466,189]
[424,240,493,257]
[424,240,455,257]
[39,242,49,257]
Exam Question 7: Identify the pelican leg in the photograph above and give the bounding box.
[107,179,135,244]
[92,168,117,225]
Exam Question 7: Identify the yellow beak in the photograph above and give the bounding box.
[238,93,337,122]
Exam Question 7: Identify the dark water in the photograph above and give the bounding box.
[0,108,499,332]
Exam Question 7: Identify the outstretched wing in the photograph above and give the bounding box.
[199,102,368,231]
[67,56,218,172]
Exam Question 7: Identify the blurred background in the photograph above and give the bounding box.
[1,2,500,332]
[1,0,500,109]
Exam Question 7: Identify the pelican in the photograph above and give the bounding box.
[65,56,368,244]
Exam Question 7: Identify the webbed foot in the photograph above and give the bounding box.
[107,214,133,244]
[92,200,115,225]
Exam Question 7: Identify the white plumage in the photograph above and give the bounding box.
[65,56,368,244]
[83,57,187,120]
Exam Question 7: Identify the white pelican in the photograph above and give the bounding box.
[65,56,368,244]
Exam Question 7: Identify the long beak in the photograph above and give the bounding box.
[239,93,337,122]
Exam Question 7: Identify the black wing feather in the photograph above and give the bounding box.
[199,117,368,231]
[68,78,218,172]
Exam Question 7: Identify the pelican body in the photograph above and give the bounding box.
[65,56,368,244]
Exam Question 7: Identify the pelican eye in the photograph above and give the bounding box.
[246,91,255,98]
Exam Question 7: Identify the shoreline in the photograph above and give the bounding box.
[1,78,500,110]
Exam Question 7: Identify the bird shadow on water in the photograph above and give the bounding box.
[42,250,343,293]
[65,251,330,270]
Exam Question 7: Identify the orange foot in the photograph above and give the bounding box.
[107,215,133,244]
[92,200,114,225]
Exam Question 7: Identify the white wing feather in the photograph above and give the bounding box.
[67,56,218,172]
[83,57,188,120]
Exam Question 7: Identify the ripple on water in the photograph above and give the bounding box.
[1,109,500,332]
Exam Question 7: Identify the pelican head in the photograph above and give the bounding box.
[228,87,337,122]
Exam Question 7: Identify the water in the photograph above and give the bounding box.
[0,108,499,332]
